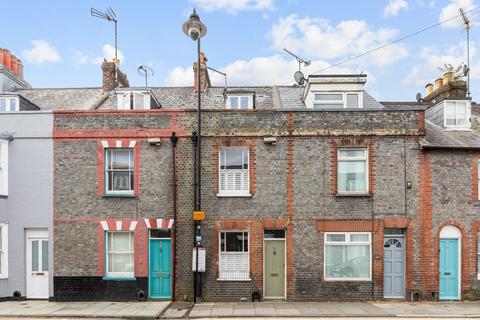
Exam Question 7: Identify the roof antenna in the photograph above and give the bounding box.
[137,65,154,87]
[459,7,471,97]
[91,7,118,60]
[207,66,227,90]
[283,48,310,86]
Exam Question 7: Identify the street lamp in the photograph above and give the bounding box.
[183,8,207,304]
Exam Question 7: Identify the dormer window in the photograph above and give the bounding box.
[226,94,254,110]
[312,92,361,109]
[445,101,469,128]
[116,91,160,110]
[0,96,19,112]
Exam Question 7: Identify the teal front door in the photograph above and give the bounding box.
[439,239,459,300]
[149,239,171,299]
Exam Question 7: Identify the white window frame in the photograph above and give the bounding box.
[218,147,250,197]
[117,91,151,110]
[444,100,470,129]
[218,230,250,281]
[312,92,362,109]
[105,231,134,278]
[324,232,372,281]
[0,96,19,112]
[337,148,369,195]
[226,94,254,110]
[0,224,8,279]
[105,148,134,195]
[0,140,8,196]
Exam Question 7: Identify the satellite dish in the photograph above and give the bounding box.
[294,70,305,85]
[416,93,422,102]
[463,64,469,76]
[137,65,154,87]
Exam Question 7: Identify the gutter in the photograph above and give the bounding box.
[170,132,179,301]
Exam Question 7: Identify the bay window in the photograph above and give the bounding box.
[219,231,249,280]
[106,231,134,278]
[218,147,250,196]
[337,148,368,194]
[324,232,371,281]
[105,148,134,195]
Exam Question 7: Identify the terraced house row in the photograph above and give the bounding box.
[1,47,480,302]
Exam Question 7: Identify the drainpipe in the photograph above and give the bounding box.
[170,132,179,301]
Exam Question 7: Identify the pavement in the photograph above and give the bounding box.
[1,300,480,319]
[0,300,169,319]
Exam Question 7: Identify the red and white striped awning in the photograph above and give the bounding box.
[144,218,174,229]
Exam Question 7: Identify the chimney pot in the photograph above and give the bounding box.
[434,78,443,91]
[425,83,433,96]
[3,49,11,70]
[10,55,18,75]
[0,49,4,67]
[17,59,24,78]
[443,71,453,85]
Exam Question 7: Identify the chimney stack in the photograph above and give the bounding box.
[423,72,467,103]
[193,52,211,93]
[101,59,129,92]
[0,48,24,79]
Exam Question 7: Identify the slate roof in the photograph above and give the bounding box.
[10,85,385,111]
[421,120,480,149]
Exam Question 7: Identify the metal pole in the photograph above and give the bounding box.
[114,20,118,60]
[194,37,203,304]
[467,27,470,97]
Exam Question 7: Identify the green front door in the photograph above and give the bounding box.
[265,239,285,299]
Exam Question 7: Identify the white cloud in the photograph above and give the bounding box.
[402,41,479,88]
[384,0,409,17]
[22,40,60,65]
[165,55,355,86]
[269,15,408,67]
[190,0,274,14]
[439,0,476,29]
[71,49,89,65]
[92,44,125,65]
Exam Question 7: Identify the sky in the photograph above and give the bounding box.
[1,0,479,101]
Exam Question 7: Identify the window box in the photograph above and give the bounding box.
[219,231,250,281]
[102,193,137,199]
[105,231,134,278]
[324,232,372,281]
[102,276,136,281]
[219,148,250,196]
[337,148,368,194]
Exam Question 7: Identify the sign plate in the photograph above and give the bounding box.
[192,247,206,272]
[193,211,206,221]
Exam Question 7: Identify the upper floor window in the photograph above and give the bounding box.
[105,148,134,195]
[337,148,368,194]
[0,140,8,196]
[313,92,361,109]
[219,231,249,280]
[117,91,152,110]
[226,94,254,110]
[0,96,19,112]
[106,231,134,278]
[444,100,469,129]
[218,147,250,196]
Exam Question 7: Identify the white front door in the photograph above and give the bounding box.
[26,229,49,299]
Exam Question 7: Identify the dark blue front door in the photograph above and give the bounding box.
[149,239,171,299]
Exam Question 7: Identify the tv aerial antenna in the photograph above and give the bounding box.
[459,7,471,97]
[283,48,311,85]
[137,65,154,87]
[91,7,118,60]
[207,66,227,89]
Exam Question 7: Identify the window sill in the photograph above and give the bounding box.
[324,278,372,282]
[217,193,252,198]
[102,193,136,198]
[217,278,252,282]
[102,276,136,281]
[335,193,371,197]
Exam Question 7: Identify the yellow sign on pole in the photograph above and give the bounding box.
[193,211,206,221]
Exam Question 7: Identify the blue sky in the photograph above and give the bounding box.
[1,0,478,100]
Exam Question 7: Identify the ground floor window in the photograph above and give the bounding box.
[219,231,249,280]
[324,232,371,281]
[0,224,7,278]
[106,231,134,278]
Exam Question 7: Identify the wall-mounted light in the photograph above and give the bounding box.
[263,136,277,145]
[406,181,412,189]
[148,137,161,146]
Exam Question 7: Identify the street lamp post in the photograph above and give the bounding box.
[183,9,207,304]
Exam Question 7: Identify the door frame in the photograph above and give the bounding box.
[263,232,286,300]
[383,234,406,299]
[148,232,172,300]
[439,225,461,300]
[26,228,49,299]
